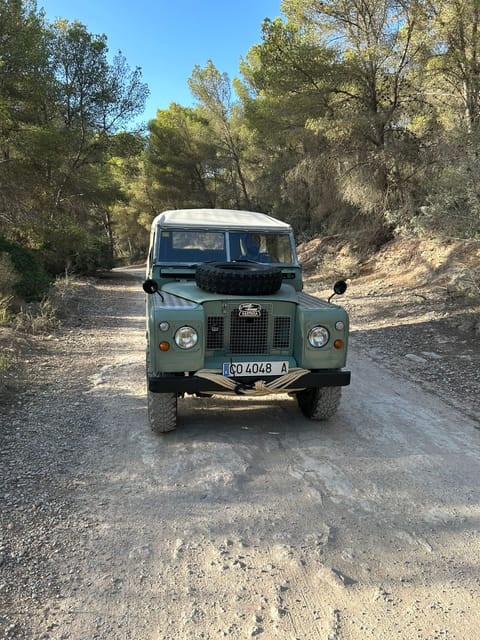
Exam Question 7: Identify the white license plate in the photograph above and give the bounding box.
[223,361,289,377]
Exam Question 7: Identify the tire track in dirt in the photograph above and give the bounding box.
[3,274,480,640]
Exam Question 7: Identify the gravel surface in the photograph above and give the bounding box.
[312,280,480,423]
[1,268,479,640]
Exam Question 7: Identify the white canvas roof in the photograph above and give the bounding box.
[152,209,292,232]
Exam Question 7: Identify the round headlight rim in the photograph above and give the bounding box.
[174,325,199,350]
[308,325,330,348]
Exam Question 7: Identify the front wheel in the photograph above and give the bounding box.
[147,389,177,433]
[296,386,342,421]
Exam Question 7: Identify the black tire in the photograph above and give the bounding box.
[146,345,177,433]
[195,261,283,295]
[147,389,177,433]
[296,386,342,421]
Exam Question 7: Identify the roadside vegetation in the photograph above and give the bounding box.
[1,0,479,352]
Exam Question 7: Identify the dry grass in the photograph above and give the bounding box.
[299,235,480,302]
[12,275,88,334]
[0,276,92,397]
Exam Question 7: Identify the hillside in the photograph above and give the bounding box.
[299,236,480,420]
[301,234,478,287]
[299,235,480,331]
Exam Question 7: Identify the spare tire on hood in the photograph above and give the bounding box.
[195,261,283,295]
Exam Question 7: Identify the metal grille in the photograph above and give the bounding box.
[206,316,224,349]
[206,305,292,354]
[229,309,268,354]
[273,317,291,349]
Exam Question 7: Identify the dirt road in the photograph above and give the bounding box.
[1,274,480,640]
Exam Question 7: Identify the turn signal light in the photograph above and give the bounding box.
[159,341,170,352]
[334,339,344,349]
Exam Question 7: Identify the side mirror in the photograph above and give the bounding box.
[328,280,347,303]
[143,279,158,295]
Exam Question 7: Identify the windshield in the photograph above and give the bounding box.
[228,232,293,263]
[156,230,295,265]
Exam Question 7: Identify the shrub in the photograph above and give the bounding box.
[13,299,60,334]
[13,274,89,334]
[0,252,19,292]
[0,253,20,323]
[0,237,50,301]
[40,225,114,276]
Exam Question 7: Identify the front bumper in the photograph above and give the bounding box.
[149,369,351,394]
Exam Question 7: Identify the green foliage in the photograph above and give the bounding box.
[0,5,148,273]
[427,0,480,131]
[39,221,114,275]
[146,104,219,209]
[415,132,480,238]
[0,253,20,293]
[0,253,19,324]
[189,61,252,208]
[0,237,50,301]
[109,152,152,262]
[2,0,480,277]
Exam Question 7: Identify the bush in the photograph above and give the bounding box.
[72,236,115,274]
[40,225,114,276]
[13,275,90,334]
[0,253,20,324]
[0,237,50,301]
[0,253,19,292]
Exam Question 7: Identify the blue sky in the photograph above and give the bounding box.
[39,0,283,127]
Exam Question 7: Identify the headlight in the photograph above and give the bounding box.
[174,326,198,349]
[308,325,329,348]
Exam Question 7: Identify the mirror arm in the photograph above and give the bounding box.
[328,280,347,303]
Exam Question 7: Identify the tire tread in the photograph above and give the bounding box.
[148,390,177,433]
[195,262,282,295]
[296,386,342,421]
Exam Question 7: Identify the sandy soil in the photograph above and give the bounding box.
[1,247,480,639]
